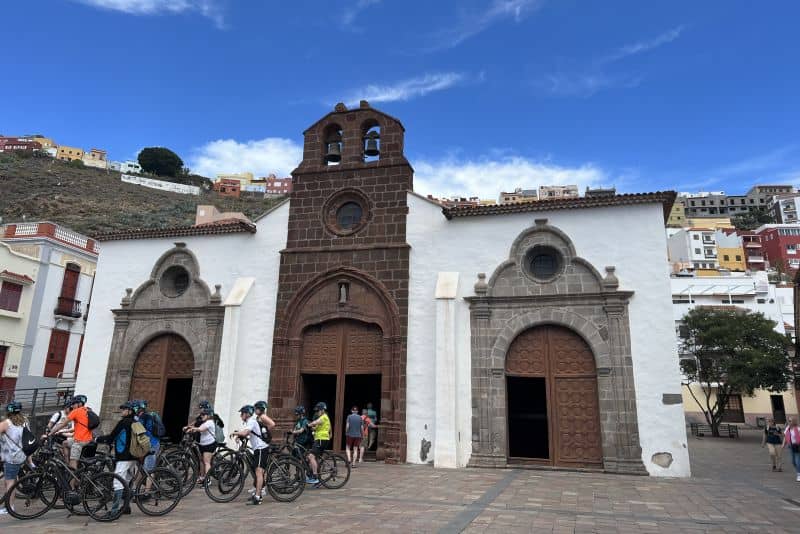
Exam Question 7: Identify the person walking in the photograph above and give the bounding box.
[96,401,137,515]
[0,401,28,515]
[345,406,364,466]
[762,418,784,471]
[783,417,800,481]
[185,408,216,483]
[366,402,378,451]
[359,408,379,463]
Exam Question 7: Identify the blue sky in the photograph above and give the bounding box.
[3,1,799,199]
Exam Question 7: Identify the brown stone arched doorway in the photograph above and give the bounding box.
[299,319,383,453]
[506,325,603,468]
[129,334,194,443]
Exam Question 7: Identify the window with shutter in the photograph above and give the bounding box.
[0,282,23,312]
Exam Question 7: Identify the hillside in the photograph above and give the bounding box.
[0,153,284,236]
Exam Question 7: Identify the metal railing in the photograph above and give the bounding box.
[0,386,75,417]
[55,296,82,318]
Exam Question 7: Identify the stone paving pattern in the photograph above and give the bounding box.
[3,429,800,533]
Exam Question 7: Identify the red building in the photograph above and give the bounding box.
[0,137,42,152]
[262,175,292,195]
[212,178,241,198]
[755,224,800,271]
[722,229,766,271]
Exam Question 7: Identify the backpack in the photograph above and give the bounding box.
[145,412,166,438]
[129,421,151,458]
[86,408,101,430]
[214,424,225,444]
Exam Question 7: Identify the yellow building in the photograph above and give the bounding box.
[685,216,733,229]
[0,242,39,385]
[683,384,798,427]
[216,172,254,185]
[717,247,747,271]
[26,135,57,149]
[57,145,85,162]
[667,202,686,227]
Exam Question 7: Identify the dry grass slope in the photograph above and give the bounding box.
[0,153,284,236]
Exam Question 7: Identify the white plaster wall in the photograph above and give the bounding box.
[76,201,289,414]
[406,193,691,476]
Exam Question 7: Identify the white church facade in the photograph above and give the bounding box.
[76,103,690,477]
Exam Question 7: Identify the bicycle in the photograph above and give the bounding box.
[4,438,131,522]
[203,436,305,503]
[158,432,200,496]
[121,452,183,516]
[280,433,351,489]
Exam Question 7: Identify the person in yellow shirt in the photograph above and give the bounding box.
[306,401,331,485]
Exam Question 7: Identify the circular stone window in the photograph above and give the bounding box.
[323,188,371,236]
[160,265,191,297]
[525,246,563,281]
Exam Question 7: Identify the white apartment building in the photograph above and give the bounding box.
[667,228,719,270]
[109,160,144,174]
[671,271,798,426]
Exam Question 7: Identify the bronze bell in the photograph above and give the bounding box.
[325,141,341,163]
[364,131,380,157]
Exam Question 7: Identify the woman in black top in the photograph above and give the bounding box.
[762,418,784,472]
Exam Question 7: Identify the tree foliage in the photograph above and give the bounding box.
[731,207,774,230]
[138,147,184,177]
[679,307,791,436]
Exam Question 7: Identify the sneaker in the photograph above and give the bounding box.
[248,487,257,496]
[796,474,800,482]
[306,477,319,485]
[0,508,8,515]
[247,495,262,505]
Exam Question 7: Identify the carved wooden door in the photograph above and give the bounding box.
[301,320,382,450]
[506,325,602,467]
[129,334,194,415]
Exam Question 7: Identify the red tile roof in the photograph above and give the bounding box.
[0,270,35,284]
[93,219,256,241]
[442,191,677,221]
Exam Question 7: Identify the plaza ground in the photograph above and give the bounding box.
[3,429,799,533]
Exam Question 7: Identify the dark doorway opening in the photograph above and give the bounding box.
[161,378,192,444]
[771,395,786,424]
[341,374,381,450]
[301,373,337,441]
[507,376,549,459]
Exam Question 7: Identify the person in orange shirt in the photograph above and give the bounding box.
[48,394,93,476]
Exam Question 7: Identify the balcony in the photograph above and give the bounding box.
[747,256,765,263]
[54,297,82,318]
[745,242,762,248]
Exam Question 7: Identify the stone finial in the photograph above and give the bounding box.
[603,266,619,290]
[359,100,370,109]
[334,102,348,112]
[211,284,222,303]
[534,218,548,226]
[121,287,133,307]
[474,273,488,295]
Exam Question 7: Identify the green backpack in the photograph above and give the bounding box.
[129,421,151,458]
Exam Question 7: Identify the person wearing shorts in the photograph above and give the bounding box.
[231,404,271,505]
[307,401,331,485]
[49,394,93,484]
[0,401,28,515]
[345,406,363,465]
[185,408,216,482]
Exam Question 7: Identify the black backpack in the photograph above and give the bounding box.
[21,426,39,455]
[86,408,101,430]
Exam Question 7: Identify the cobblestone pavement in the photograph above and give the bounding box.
[3,429,800,533]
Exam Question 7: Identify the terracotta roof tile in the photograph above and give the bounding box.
[94,219,256,241]
[442,191,677,222]
[0,270,35,284]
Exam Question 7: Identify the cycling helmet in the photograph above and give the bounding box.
[6,400,22,413]
[314,401,327,411]
[71,395,87,406]
[239,405,255,416]
[198,400,212,410]
[62,396,73,407]
[254,400,267,412]
[119,401,135,410]
[294,405,306,415]
[200,408,213,416]
[134,399,147,412]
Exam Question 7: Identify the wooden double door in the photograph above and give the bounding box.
[129,334,194,442]
[506,325,603,468]
[300,319,382,451]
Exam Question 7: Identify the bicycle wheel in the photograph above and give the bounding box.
[163,454,198,497]
[82,471,130,522]
[265,455,305,503]
[5,472,59,520]
[319,453,351,489]
[203,460,245,503]
[135,467,182,516]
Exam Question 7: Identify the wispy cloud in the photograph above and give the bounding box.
[188,137,303,178]
[539,25,685,97]
[74,0,225,28]
[428,0,542,51]
[675,145,800,191]
[340,0,382,30]
[413,153,609,200]
[601,25,685,64]
[340,72,468,106]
